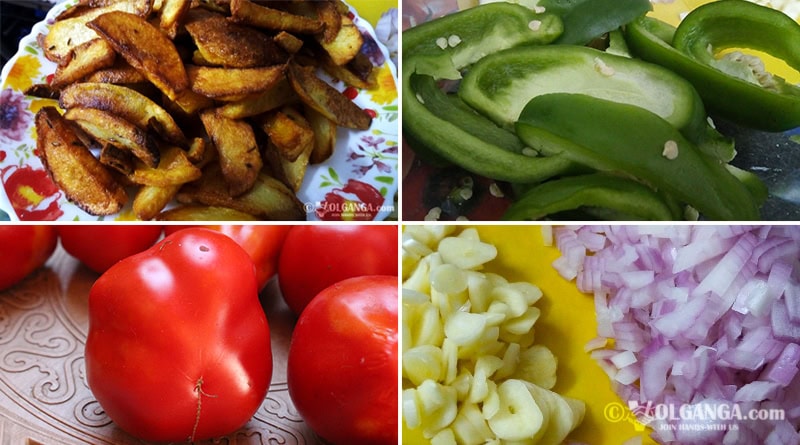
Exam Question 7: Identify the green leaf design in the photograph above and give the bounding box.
[380,186,388,196]
[319,181,333,188]
[328,167,339,183]
[383,105,398,111]
[24,45,39,56]
[374,176,394,185]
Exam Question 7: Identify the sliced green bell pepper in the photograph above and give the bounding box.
[626,0,800,132]
[515,93,761,220]
[403,2,563,80]
[459,45,707,138]
[402,3,578,183]
[539,0,652,46]
[502,173,679,221]
[459,44,736,162]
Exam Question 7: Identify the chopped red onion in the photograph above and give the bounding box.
[553,226,800,445]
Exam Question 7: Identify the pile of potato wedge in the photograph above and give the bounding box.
[28,0,378,221]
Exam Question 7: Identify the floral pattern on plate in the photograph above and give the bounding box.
[0,1,398,221]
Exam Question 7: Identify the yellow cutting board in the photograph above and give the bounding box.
[403,226,657,444]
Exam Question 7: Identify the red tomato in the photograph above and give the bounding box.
[85,228,272,442]
[164,225,290,290]
[59,225,163,274]
[287,275,398,445]
[278,225,398,314]
[0,226,58,291]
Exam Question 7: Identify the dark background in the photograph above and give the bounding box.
[1,1,51,70]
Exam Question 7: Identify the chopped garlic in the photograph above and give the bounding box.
[459,188,473,201]
[662,140,679,160]
[436,37,448,50]
[402,226,586,442]
[416,93,425,104]
[456,216,470,221]
[528,20,542,31]
[533,5,546,13]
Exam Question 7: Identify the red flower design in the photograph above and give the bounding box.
[316,179,385,221]
[1,165,63,220]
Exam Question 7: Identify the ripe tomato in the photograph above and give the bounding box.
[85,228,272,442]
[59,225,163,274]
[164,225,290,290]
[287,275,398,445]
[278,225,397,314]
[0,226,58,291]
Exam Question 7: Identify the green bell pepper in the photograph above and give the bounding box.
[515,93,761,220]
[459,44,736,161]
[540,0,652,46]
[626,0,800,132]
[403,3,578,183]
[459,45,708,138]
[503,173,679,221]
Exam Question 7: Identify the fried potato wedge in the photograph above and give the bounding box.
[60,82,186,145]
[64,106,159,167]
[40,0,152,64]
[24,84,61,100]
[215,79,296,119]
[35,107,127,215]
[129,145,202,186]
[88,11,189,100]
[266,138,312,192]
[134,184,180,220]
[260,106,314,161]
[200,110,262,196]
[177,167,305,220]
[185,12,287,68]
[99,144,135,175]
[52,39,116,88]
[159,0,190,38]
[287,62,371,130]
[230,0,323,34]
[274,31,304,55]
[187,65,285,99]
[318,14,362,66]
[156,204,258,221]
[84,60,149,84]
[305,105,337,164]
[320,51,376,90]
[316,1,341,44]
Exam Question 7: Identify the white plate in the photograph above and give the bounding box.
[0,0,399,221]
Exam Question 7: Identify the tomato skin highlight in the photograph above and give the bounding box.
[287,275,398,445]
[58,225,163,274]
[85,228,272,442]
[164,225,290,290]
[0,226,58,291]
[278,225,398,314]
